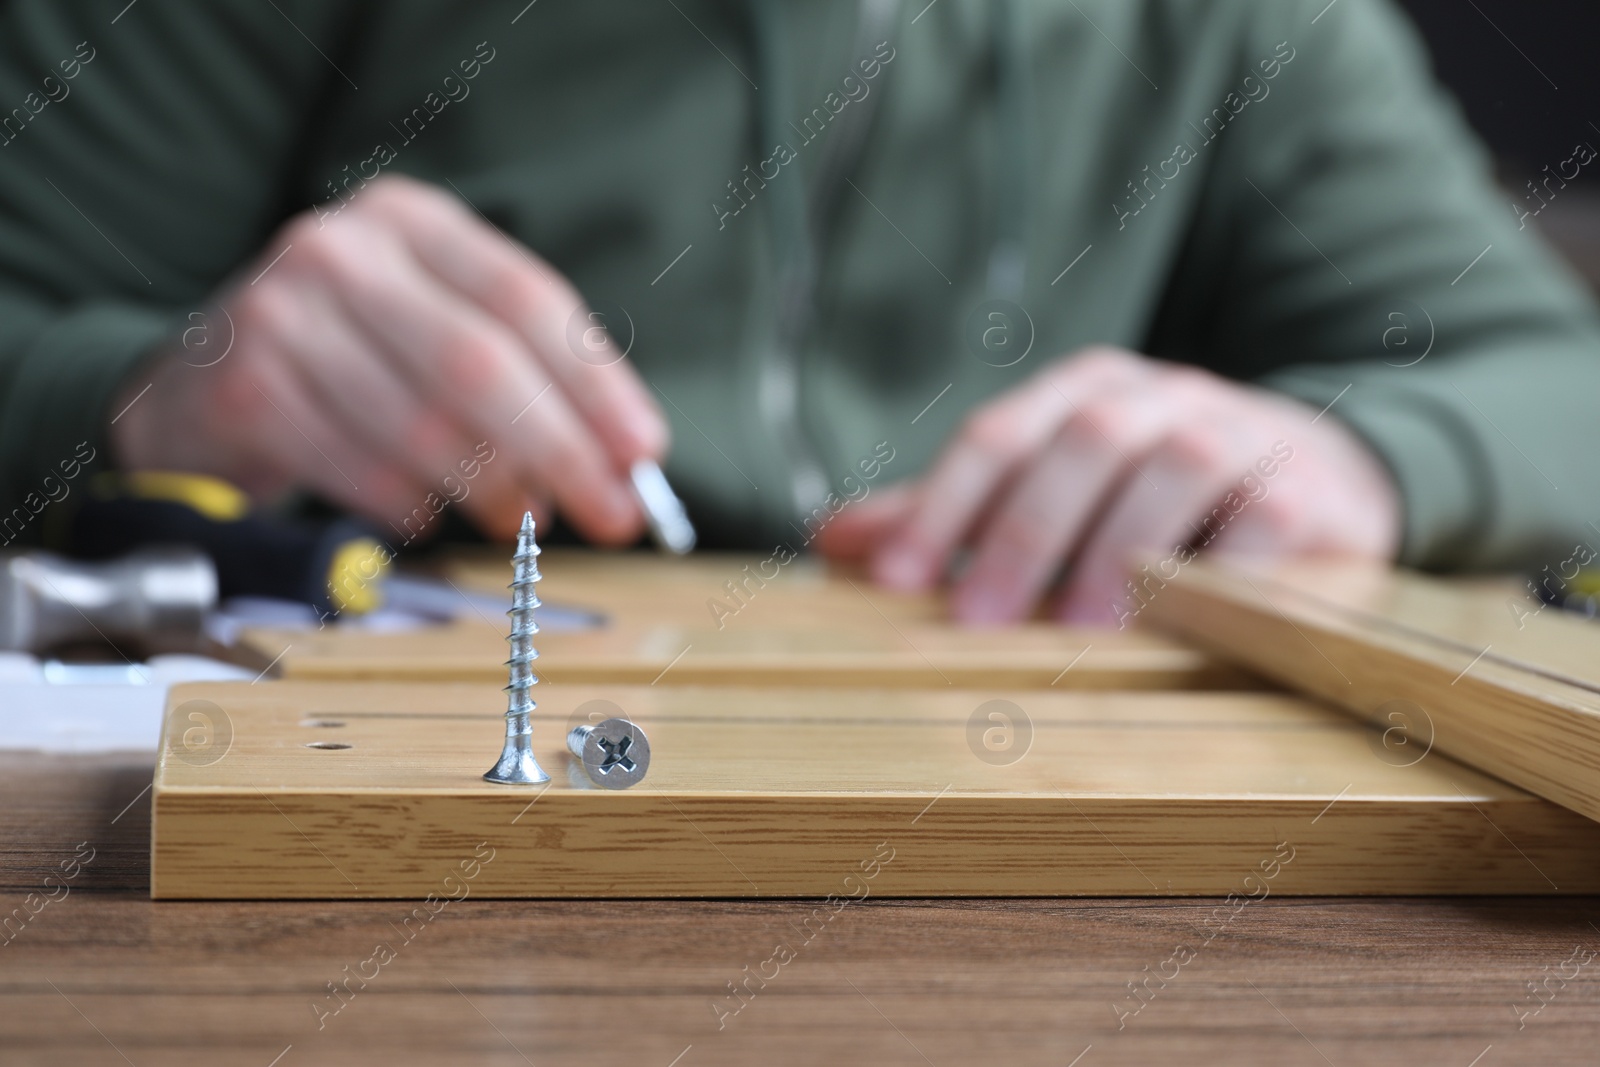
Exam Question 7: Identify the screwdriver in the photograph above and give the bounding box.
[56,471,389,617]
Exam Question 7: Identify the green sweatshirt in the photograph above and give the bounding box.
[0,0,1595,567]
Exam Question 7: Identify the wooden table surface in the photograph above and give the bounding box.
[5,751,1600,1065]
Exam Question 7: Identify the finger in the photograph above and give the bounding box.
[869,384,1073,589]
[1204,474,1304,559]
[1055,415,1266,626]
[252,277,471,486]
[812,483,918,561]
[1211,418,1398,561]
[262,278,535,540]
[361,178,669,463]
[868,440,1019,591]
[871,348,1152,591]
[233,348,430,527]
[949,387,1176,625]
[298,213,643,543]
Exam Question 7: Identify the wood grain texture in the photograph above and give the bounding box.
[9,752,1600,1065]
[1144,560,1600,827]
[151,681,1600,898]
[235,549,1254,689]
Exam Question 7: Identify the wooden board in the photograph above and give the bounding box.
[235,549,1253,689]
[151,680,1600,898]
[452,547,953,627]
[1144,560,1600,826]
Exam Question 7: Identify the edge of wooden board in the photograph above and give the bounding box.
[151,790,1600,898]
[1146,564,1600,825]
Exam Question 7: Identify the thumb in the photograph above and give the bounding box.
[812,482,918,562]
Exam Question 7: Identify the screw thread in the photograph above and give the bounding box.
[484,512,550,784]
[504,514,541,716]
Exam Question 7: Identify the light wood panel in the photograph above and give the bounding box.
[236,549,1253,689]
[1143,560,1600,826]
[455,547,951,626]
[241,617,1246,688]
[1199,561,1600,690]
[151,680,1600,898]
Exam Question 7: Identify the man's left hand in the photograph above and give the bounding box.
[815,347,1402,626]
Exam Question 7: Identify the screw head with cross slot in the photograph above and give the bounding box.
[567,718,650,789]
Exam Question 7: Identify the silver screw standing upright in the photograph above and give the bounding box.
[484,512,550,785]
[567,718,650,789]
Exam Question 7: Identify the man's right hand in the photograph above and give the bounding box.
[109,174,668,543]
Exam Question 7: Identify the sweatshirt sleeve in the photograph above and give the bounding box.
[1153,0,1600,570]
[0,0,356,541]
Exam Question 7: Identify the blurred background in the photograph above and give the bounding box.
[1401,0,1600,290]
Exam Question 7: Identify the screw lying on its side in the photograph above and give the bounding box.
[567,718,651,789]
[629,459,696,555]
[484,512,550,785]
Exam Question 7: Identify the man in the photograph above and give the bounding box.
[0,0,1594,625]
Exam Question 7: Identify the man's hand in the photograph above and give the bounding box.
[816,347,1401,626]
[110,174,667,543]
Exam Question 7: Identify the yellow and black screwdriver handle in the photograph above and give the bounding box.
[51,471,391,618]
